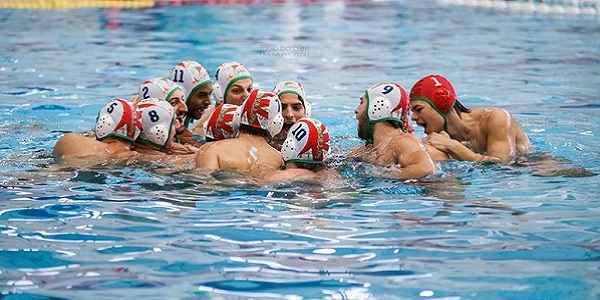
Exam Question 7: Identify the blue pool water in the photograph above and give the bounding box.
[1,1,600,299]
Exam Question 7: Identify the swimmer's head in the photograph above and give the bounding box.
[213,61,253,105]
[281,118,330,165]
[363,83,411,139]
[238,89,284,142]
[137,77,182,103]
[95,98,141,143]
[409,74,457,131]
[273,81,311,117]
[203,103,240,142]
[170,60,212,108]
[135,98,176,149]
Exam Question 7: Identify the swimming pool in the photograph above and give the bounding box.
[1,0,599,299]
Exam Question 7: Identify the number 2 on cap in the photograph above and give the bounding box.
[141,86,150,99]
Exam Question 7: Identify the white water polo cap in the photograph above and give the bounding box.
[213,61,252,104]
[95,98,141,142]
[136,98,175,148]
[238,89,284,141]
[170,61,211,105]
[203,103,240,141]
[273,80,311,117]
[365,82,410,128]
[137,77,181,102]
[281,118,330,164]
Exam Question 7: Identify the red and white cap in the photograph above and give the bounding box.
[170,61,211,106]
[238,89,284,141]
[203,103,240,141]
[365,82,410,125]
[137,77,182,102]
[135,98,175,148]
[213,61,252,104]
[95,98,141,142]
[281,118,330,164]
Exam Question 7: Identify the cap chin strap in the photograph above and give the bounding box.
[183,117,194,129]
[365,93,373,146]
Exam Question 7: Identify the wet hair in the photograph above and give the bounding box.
[388,120,403,130]
[238,124,270,139]
[454,100,471,116]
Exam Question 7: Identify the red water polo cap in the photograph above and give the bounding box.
[409,74,456,115]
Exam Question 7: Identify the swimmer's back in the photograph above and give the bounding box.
[196,136,284,177]
[53,133,108,160]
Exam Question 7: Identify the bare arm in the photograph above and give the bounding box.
[378,136,436,180]
[483,109,519,163]
[427,132,490,162]
[425,109,518,164]
[437,109,516,164]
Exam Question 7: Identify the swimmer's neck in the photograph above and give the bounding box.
[102,138,133,153]
[370,122,405,145]
[445,111,475,141]
[238,132,270,144]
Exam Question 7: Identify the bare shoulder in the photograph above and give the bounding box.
[391,132,424,151]
[53,133,101,158]
[56,132,91,144]
[475,107,512,124]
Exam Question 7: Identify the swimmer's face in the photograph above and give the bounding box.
[226,78,253,105]
[187,83,213,120]
[410,100,444,134]
[167,89,188,134]
[272,93,306,148]
[354,94,369,140]
[280,93,305,127]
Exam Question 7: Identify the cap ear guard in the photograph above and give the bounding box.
[238,89,284,141]
[136,98,175,149]
[304,100,312,118]
[95,98,140,142]
[281,118,330,164]
[212,82,224,105]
